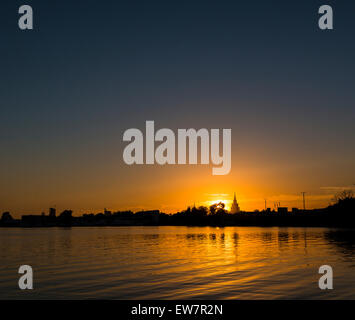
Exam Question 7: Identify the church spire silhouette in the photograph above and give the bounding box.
[230,192,240,213]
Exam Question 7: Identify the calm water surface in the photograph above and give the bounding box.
[0,226,354,299]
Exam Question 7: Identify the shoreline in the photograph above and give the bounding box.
[1,223,355,229]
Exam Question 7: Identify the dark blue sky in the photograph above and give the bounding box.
[1,0,355,214]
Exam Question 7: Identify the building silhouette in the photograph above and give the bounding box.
[49,207,56,218]
[230,192,241,213]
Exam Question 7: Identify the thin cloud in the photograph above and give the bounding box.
[320,186,355,192]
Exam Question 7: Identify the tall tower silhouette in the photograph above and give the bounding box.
[230,192,240,213]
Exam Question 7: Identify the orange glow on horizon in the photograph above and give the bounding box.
[205,200,232,211]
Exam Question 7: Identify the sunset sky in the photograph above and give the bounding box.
[1,0,355,217]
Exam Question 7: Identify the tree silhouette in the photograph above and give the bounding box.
[209,202,226,215]
[333,190,354,203]
[1,212,13,222]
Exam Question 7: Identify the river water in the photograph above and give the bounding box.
[0,226,354,299]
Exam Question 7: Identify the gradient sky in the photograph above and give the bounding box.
[1,0,355,217]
